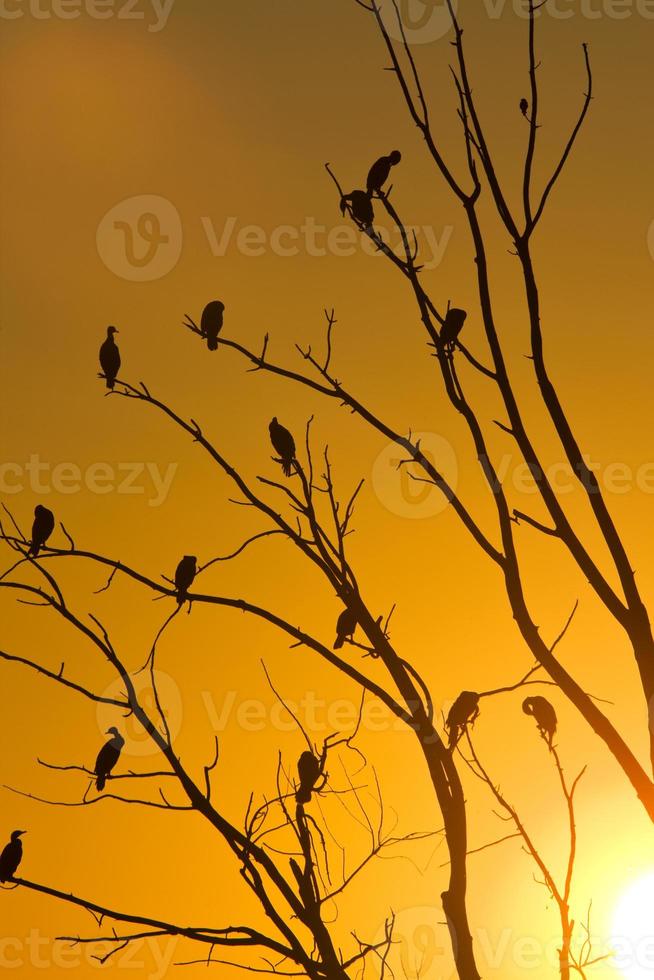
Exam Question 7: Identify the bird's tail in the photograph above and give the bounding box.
[333,634,344,650]
[295,786,311,805]
[176,590,187,607]
[96,774,106,791]
[282,458,294,478]
[207,338,218,351]
[28,543,38,557]
[106,377,115,390]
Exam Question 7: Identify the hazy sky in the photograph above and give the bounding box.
[1,1,654,978]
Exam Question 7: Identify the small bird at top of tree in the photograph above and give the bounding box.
[522,696,557,749]
[334,607,358,649]
[440,308,467,351]
[99,326,121,389]
[175,555,197,606]
[200,300,225,351]
[94,726,125,792]
[366,150,402,196]
[295,750,322,805]
[340,191,374,230]
[0,830,26,883]
[29,505,55,557]
[445,691,480,749]
[269,417,296,477]
[520,98,529,117]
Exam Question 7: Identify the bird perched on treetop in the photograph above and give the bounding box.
[296,751,322,805]
[175,555,197,606]
[200,300,225,351]
[94,727,125,792]
[99,326,121,389]
[440,308,467,351]
[522,696,557,748]
[269,418,296,478]
[29,505,55,557]
[445,691,480,749]
[0,830,26,883]
[334,607,357,649]
[366,150,402,196]
[520,98,529,117]
[340,191,374,230]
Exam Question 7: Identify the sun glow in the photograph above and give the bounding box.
[611,872,654,979]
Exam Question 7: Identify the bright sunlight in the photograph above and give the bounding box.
[611,872,654,979]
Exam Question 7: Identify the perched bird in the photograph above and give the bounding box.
[523,696,557,748]
[0,830,25,883]
[440,308,467,350]
[200,300,225,351]
[296,751,321,805]
[334,607,358,649]
[269,417,296,478]
[28,505,55,557]
[340,191,374,230]
[445,691,480,749]
[520,98,529,117]
[366,150,402,196]
[99,326,121,389]
[174,555,197,606]
[94,727,125,792]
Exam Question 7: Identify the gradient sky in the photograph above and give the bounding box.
[1,1,654,978]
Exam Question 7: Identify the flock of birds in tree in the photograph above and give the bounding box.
[445,691,558,750]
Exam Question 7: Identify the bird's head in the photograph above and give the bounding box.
[522,698,535,716]
[185,555,197,565]
[11,830,26,841]
[389,150,402,165]
[34,504,46,516]
[106,726,120,737]
[107,326,119,336]
[270,417,278,428]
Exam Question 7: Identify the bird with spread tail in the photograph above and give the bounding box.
[366,150,401,195]
[175,555,197,605]
[99,326,121,389]
[334,607,358,649]
[269,418,296,477]
[523,696,557,748]
[445,691,480,749]
[340,191,374,230]
[296,751,322,805]
[200,300,225,351]
[0,830,25,883]
[94,727,125,791]
[29,505,55,557]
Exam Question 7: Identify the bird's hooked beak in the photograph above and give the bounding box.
[15,831,26,838]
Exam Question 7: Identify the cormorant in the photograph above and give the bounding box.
[0,830,25,883]
[340,191,374,230]
[200,300,225,351]
[269,417,296,477]
[94,727,125,791]
[28,505,55,557]
[99,326,121,389]
[522,696,557,748]
[445,691,480,749]
[520,98,529,117]
[296,750,321,805]
[334,607,357,649]
[366,150,402,196]
[175,555,197,605]
[440,308,467,350]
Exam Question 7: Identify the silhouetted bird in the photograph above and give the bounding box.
[296,750,321,805]
[523,696,557,748]
[0,830,25,883]
[94,727,125,791]
[175,555,197,605]
[441,308,467,350]
[269,417,296,477]
[28,505,55,557]
[340,191,374,230]
[446,691,480,749]
[366,150,402,196]
[334,607,357,649]
[99,326,121,389]
[200,300,225,351]
[520,98,529,117]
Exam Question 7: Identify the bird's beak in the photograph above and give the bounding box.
[18,831,26,837]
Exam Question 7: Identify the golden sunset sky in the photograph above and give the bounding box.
[2,1,654,978]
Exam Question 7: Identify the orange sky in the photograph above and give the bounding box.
[1,2,654,978]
